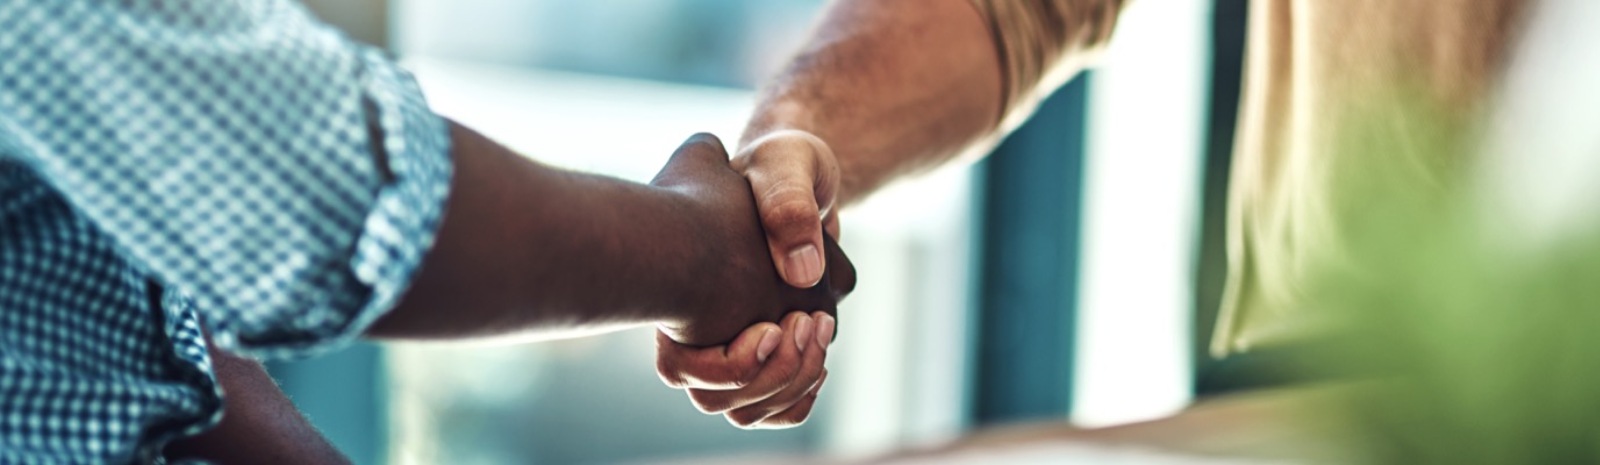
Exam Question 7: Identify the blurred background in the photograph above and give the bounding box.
[273,0,1239,463]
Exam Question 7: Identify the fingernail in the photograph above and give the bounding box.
[756,327,781,363]
[816,314,835,350]
[785,244,823,287]
[794,314,815,352]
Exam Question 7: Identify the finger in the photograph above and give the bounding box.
[652,132,730,187]
[761,312,831,428]
[655,322,781,390]
[736,130,840,288]
[687,312,816,414]
[723,319,829,428]
[812,311,835,352]
[748,370,826,429]
[728,365,827,430]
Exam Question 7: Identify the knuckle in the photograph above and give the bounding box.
[743,132,805,159]
[675,133,729,162]
[760,197,820,232]
[778,394,821,424]
[765,355,803,383]
[657,370,690,389]
[686,132,725,149]
[699,364,752,390]
[765,412,810,429]
[657,357,754,390]
[724,364,758,388]
[726,410,768,429]
[688,135,726,156]
[655,359,689,389]
[767,130,830,157]
[793,367,821,389]
[739,130,835,179]
[688,390,730,414]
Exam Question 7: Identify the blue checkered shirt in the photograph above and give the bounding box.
[0,1,452,463]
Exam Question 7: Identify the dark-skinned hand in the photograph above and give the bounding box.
[649,133,855,347]
[651,134,851,429]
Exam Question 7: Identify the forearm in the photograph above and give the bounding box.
[742,0,1003,204]
[744,0,1126,204]
[370,122,704,340]
[164,346,349,465]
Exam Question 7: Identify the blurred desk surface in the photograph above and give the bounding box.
[677,386,1336,465]
[866,387,1328,465]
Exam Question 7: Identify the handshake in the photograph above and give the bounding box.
[373,123,855,430]
[647,130,856,429]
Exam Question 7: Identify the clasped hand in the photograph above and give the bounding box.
[649,133,853,429]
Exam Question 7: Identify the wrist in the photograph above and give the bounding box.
[643,186,726,332]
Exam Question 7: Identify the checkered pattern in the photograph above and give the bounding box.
[0,1,452,463]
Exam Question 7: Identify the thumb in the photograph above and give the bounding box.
[736,130,840,288]
[653,133,731,187]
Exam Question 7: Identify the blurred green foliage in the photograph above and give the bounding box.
[1292,88,1600,464]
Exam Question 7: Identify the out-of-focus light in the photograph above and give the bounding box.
[1480,0,1600,247]
[1072,0,1207,428]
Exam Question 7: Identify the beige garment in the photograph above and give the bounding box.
[970,0,1533,356]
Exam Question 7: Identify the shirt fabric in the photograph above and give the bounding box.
[0,1,453,463]
[969,0,1531,356]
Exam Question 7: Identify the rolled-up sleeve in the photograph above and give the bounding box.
[968,0,1128,127]
[0,0,451,358]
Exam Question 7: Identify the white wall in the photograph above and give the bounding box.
[1073,0,1209,428]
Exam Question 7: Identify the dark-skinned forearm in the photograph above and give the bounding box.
[740,0,1005,205]
[368,122,706,340]
[164,343,349,465]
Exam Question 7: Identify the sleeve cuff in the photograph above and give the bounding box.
[220,49,453,359]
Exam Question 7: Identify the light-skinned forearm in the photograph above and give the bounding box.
[743,0,1126,204]
[740,0,1005,205]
